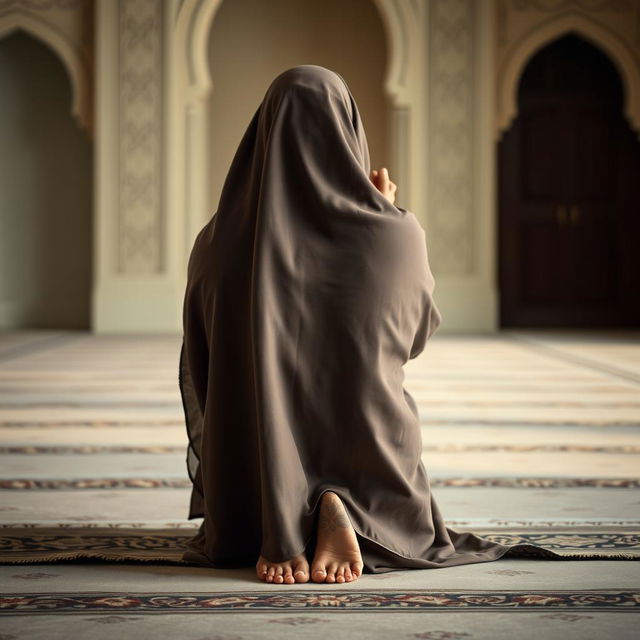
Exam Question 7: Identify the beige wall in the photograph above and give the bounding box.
[5,0,639,333]
[206,0,389,216]
[0,31,92,329]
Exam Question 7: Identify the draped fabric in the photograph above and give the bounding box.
[178,65,514,572]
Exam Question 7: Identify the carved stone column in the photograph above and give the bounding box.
[93,0,179,332]
[425,0,498,331]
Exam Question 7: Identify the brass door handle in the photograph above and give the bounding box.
[556,204,580,224]
[569,204,579,224]
[556,205,568,224]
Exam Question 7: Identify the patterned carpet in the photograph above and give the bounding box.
[0,328,638,638]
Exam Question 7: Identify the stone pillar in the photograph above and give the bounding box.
[93,0,179,332]
[425,0,498,331]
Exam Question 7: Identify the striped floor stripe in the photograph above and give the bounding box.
[1,590,637,614]
[0,477,638,489]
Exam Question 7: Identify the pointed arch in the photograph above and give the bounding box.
[0,11,91,131]
[496,13,640,141]
[173,0,418,104]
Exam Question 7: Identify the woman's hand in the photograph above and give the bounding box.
[370,167,397,205]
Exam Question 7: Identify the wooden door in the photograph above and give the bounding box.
[498,34,640,328]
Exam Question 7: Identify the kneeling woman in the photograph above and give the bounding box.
[178,64,515,584]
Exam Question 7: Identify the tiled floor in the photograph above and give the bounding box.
[0,328,638,638]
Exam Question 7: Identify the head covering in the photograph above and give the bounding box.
[179,65,513,572]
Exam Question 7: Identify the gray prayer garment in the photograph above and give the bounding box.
[178,64,530,572]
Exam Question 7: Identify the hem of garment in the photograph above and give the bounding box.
[178,339,204,509]
[182,510,559,572]
[181,485,517,572]
[179,339,212,522]
[259,486,515,571]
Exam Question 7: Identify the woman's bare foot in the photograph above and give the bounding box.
[256,552,310,584]
[310,491,364,583]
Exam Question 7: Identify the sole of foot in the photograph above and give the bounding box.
[310,491,364,584]
[256,552,310,584]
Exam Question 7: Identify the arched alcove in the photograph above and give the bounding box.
[0,31,93,329]
[0,12,91,132]
[497,33,640,328]
[171,0,425,282]
[205,0,388,218]
[174,0,415,106]
[496,14,640,141]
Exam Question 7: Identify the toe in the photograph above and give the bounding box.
[274,566,284,584]
[325,562,338,583]
[283,567,295,584]
[293,562,309,583]
[350,562,362,579]
[335,567,346,583]
[311,565,327,583]
[256,561,268,580]
[266,566,275,583]
[344,567,353,582]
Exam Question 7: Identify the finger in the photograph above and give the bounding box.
[379,167,390,192]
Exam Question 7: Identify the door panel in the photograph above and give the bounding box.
[498,34,640,328]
